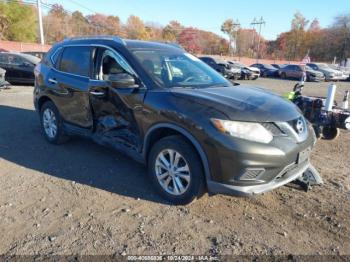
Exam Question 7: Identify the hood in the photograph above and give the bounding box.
[245,66,260,72]
[170,85,301,122]
[318,67,342,75]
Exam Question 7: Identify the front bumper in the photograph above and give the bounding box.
[204,122,316,197]
[207,160,311,196]
[326,75,348,81]
[225,70,241,79]
[308,74,325,82]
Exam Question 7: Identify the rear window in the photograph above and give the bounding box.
[59,46,91,77]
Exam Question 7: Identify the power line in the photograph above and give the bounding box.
[65,0,95,13]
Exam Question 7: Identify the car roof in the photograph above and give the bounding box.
[61,35,183,52]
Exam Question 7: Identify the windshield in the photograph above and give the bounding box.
[132,50,231,88]
[20,54,41,64]
[233,62,245,68]
[317,63,330,69]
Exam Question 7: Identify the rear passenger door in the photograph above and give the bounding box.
[47,46,93,129]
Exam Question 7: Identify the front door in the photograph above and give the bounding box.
[89,47,146,152]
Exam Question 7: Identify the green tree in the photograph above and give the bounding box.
[0,1,37,42]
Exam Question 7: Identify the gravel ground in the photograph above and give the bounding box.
[0,78,349,256]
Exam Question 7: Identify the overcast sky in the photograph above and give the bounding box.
[47,0,350,40]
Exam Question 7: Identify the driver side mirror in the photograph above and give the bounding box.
[107,73,139,88]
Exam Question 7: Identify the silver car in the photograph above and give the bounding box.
[307,63,347,81]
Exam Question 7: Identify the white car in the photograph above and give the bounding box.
[228,61,260,80]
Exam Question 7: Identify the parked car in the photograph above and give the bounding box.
[279,64,325,82]
[250,63,279,77]
[228,61,260,80]
[199,56,241,80]
[306,63,347,81]
[22,51,47,59]
[34,36,317,204]
[0,52,40,84]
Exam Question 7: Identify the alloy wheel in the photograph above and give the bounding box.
[155,149,191,196]
[42,108,57,139]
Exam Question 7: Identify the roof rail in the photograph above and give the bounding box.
[63,35,125,45]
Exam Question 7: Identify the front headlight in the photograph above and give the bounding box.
[211,119,273,144]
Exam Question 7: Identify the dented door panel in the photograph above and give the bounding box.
[89,81,146,152]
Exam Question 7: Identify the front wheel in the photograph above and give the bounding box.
[148,135,205,205]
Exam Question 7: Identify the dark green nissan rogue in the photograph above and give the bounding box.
[34,36,319,204]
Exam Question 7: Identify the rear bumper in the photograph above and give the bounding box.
[207,161,311,196]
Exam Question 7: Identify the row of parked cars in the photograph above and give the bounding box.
[199,56,350,82]
[0,51,43,85]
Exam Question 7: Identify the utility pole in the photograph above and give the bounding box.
[231,20,241,56]
[251,17,265,62]
[37,0,45,45]
[250,17,257,58]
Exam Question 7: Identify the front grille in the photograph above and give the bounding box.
[261,122,285,136]
[275,116,309,143]
[240,168,265,181]
[287,117,307,136]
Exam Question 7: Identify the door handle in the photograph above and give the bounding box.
[48,78,57,84]
[90,90,105,96]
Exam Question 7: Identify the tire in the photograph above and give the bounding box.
[148,135,205,205]
[40,101,69,144]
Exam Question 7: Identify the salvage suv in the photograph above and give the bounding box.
[34,36,317,204]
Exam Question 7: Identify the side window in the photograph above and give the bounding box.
[50,47,62,68]
[98,49,136,81]
[8,55,23,65]
[309,64,317,70]
[208,58,215,64]
[59,46,91,77]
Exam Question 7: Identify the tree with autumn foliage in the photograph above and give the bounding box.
[125,15,150,40]
[221,19,240,55]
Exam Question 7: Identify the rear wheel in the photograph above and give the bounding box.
[40,101,69,144]
[148,135,205,205]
